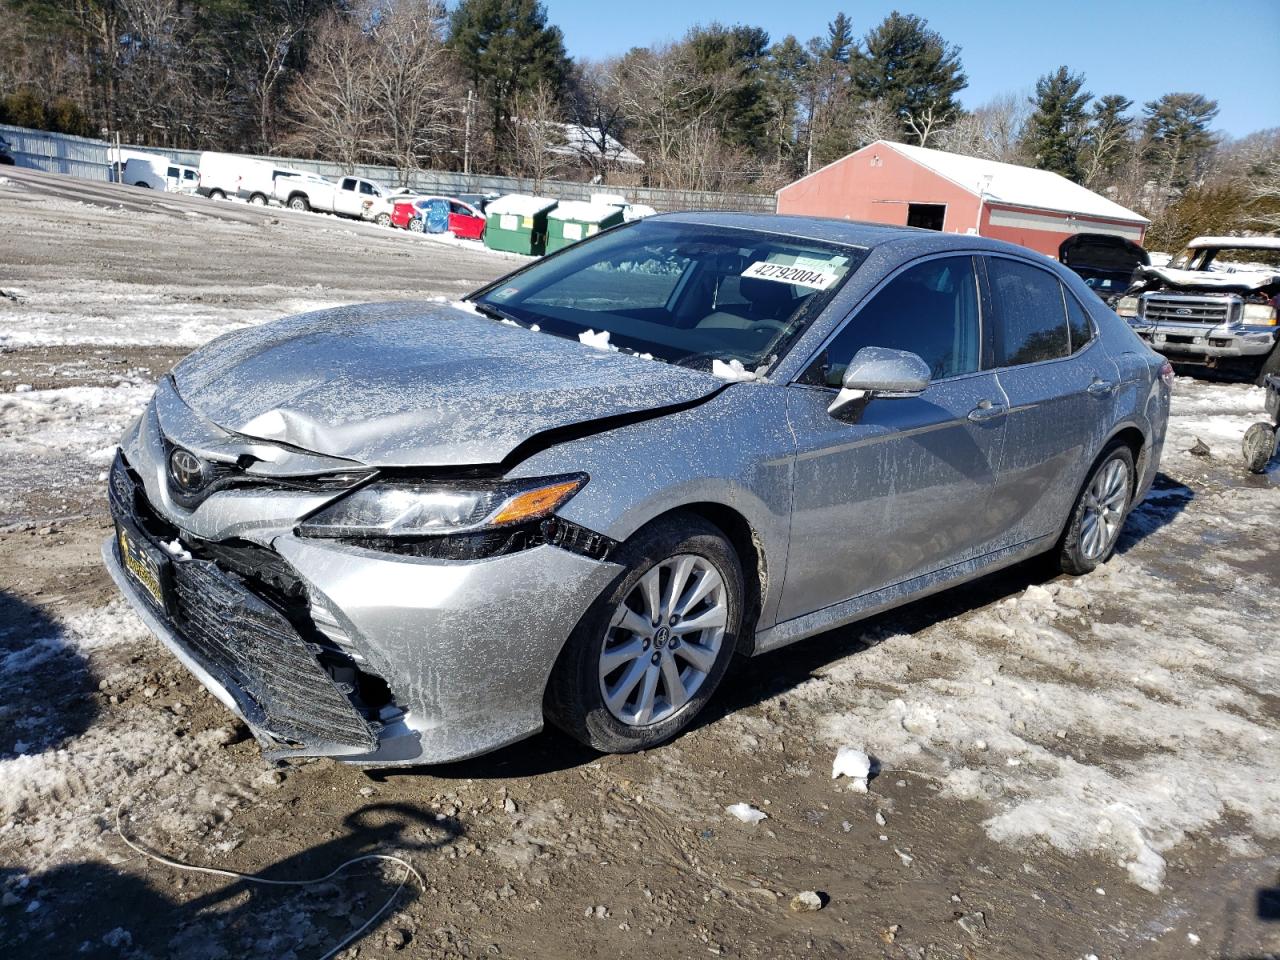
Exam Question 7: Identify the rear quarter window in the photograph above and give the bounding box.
[988,257,1070,366]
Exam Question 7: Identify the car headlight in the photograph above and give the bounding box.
[1115,296,1140,318]
[1242,302,1278,325]
[297,474,587,540]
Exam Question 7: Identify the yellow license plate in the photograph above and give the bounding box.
[117,524,166,609]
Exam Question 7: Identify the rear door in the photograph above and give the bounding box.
[780,254,1008,620]
[983,255,1120,546]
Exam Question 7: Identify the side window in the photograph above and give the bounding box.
[1063,287,1094,353]
[359,181,374,195]
[988,257,1070,366]
[166,166,179,178]
[341,177,356,191]
[812,256,981,387]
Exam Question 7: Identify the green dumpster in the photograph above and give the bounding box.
[545,201,626,254]
[484,195,557,255]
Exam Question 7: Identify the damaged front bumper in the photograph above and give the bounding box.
[1130,321,1278,361]
[105,451,622,766]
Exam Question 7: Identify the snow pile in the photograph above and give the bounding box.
[711,358,762,382]
[831,746,872,793]
[547,201,619,224]
[577,328,616,352]
[485,194,557,218]
[725,803,768,825]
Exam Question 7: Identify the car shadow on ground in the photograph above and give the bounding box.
[377,472,1195,781]
[0,803,459,959]
[1115,471,1195,555]
[0,590,98,760]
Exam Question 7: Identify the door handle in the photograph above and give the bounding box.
[967,400,1006,422]
[1087,379,1115,397]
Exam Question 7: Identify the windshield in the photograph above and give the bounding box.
[472,220,865,371]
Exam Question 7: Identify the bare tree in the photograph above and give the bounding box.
[364,0,458,178]
[933,93,1029,162]
[609,43,736,190]
[283,11,375,170]
[903,103,942,147]
[511,80,567,187]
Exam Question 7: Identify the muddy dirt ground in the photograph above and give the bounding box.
[1,169,1277,960]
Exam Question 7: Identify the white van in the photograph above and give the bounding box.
[197,152,321,205]
[120,154,197,193]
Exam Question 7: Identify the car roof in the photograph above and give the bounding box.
[646,211,1037,257]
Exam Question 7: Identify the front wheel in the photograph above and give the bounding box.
[408,217,425,233]
[1055,443,1135,575]
[208,189,226,200]
[545,515,743,753]
[248,193,268,206]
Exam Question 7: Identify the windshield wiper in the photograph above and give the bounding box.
[468,300,526,327]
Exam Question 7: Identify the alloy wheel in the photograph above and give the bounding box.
[599,554,727,726]
[1080,457,1130,560]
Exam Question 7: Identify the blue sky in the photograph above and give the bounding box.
[544,0,1279,138]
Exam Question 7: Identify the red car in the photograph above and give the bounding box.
[390,196,486,240]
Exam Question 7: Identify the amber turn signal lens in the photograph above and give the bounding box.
[491,479,584,525]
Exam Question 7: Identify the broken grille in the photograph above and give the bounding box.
[109,450,377,754]
[170,559,378,753]
[1142,295,1238,325]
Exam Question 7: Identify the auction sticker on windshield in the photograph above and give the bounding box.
[742,260,840,290]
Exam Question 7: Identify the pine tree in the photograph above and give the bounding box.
[854,12,966,146]
[1023,66,1091,181]
[686,23,775,154]
[1079,93,1132,186]
[1143,92,1219,191]
[448,0,571,168]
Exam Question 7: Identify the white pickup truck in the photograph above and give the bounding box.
[273,174,394,225]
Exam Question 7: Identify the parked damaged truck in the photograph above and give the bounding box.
[1116,236,1280,385]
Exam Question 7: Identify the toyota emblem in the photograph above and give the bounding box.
[167,447,207,493]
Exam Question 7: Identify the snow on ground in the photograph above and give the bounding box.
[0,383,153,513]
[0,280,340,348]
[733,374,1279,893]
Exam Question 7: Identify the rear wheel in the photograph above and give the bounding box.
[1055,443,1135,575]
[208,189,226,200]
[248,193,268,206]
[546,515,743,753]
[375,212,392,227]
[287,195,310,211]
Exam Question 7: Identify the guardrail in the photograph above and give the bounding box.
[0,124,775,214]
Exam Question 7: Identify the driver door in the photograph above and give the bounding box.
[779,254,1008,621]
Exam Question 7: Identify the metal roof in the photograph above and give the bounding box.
[782,140,1150,226]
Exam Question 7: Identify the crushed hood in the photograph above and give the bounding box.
[171,302,721,467]
[1136,265,1280,292]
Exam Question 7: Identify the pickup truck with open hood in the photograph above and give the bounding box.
[1115,235,1280,384]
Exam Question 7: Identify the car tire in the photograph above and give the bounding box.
[249,193,267,206]
[1255,345,1280,387]
[134,181,150,188]
[208,189,226,200]
[1055,442,1136,576]
[408,218,425,233]
[287,195,310,211]
[375,212,392,227]
[545,514,743,754]
[1242,422,1278,473]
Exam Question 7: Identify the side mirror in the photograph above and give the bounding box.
[828,346,932,417]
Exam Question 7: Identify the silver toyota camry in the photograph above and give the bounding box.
[104,213,1172,765]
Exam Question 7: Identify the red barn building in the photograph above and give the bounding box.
[776,140,1148,258]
